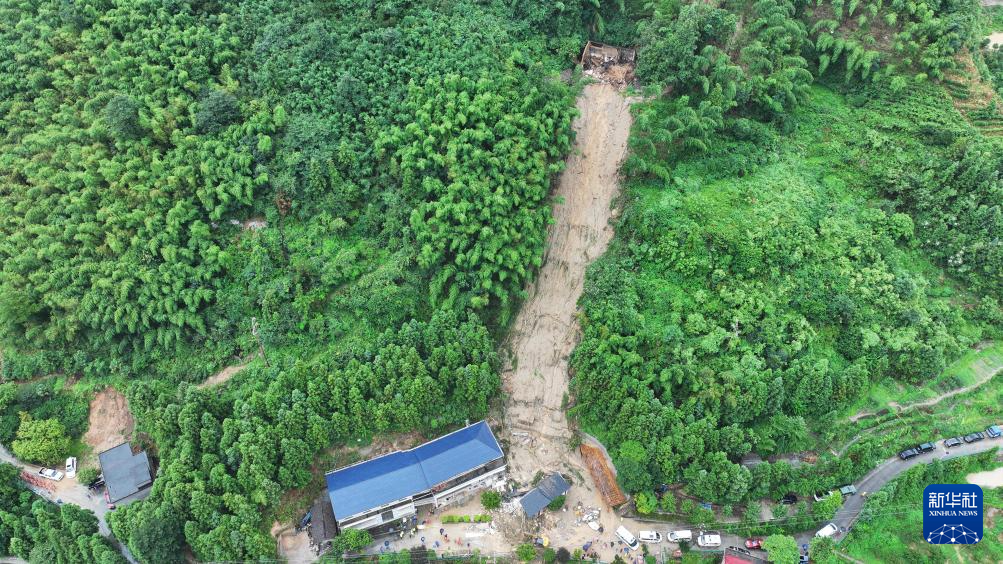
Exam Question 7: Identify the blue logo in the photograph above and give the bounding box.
[923,484,983,544]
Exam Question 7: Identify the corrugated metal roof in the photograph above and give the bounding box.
[520,472,570,517]
[325,421,503,521]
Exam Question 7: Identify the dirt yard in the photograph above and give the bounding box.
[990,32,1003,47]
[82,387,135,459]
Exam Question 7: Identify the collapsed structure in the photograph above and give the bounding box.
[519,472,570,518]
[325,421,506,534]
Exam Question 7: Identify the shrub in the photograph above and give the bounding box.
[547,495,566,511]
[77,467,100,485]
[481,490,501,510]
[516,544,537,562]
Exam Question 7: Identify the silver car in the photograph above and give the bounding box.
[38,467,64,481]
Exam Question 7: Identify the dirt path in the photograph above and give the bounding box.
[848,351,1003,423]
[82,387,135,460]
[198,355,256,389]
[500,83,633,484]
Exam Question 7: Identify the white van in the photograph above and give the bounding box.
[816,523,838,538]
[615,526,639,550]
[638,531,662,543]
[696,532,721,548]
[668,530,692,543]
[65,457,77,479]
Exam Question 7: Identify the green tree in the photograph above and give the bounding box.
[762,534,799,564]
[481,490,501,510]
[635,491,658,514]
[516,544,537,562]
[809,536,837,563]
[332,529,372,554]
[812,492,843,521]
[11,414,70,465]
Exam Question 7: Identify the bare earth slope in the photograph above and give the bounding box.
[501,83,632,483]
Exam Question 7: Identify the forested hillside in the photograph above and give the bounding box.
[0,0,608,561]
[4,0,1003,561]
[571,0,1003,506]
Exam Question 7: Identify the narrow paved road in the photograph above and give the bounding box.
[795,436,1003,545]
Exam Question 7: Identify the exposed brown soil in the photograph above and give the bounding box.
[198,355,256,389]
[500,83,633,487]
[82,387,135,458]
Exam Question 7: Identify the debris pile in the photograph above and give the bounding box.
[579,444,627,506]
[580,41,637,88]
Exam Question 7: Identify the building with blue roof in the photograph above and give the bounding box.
[325,421,506,532]
[519,472,570,518]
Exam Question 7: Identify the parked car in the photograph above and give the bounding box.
[963,432,985,443]
[616,526,639,550]
[638,531,662,543]
[813,490,834,502]
[779,493,798,505]
[64,457,77,479]
[987,425,1002,438]
[898,448,919,460]
[668,530,692,543]
[745,538,763,549]
[839,485,857,496]
[816,523,839,538]
[917,442,935,453]
[104,489,115,510]
[696,532,721,548]
[944,437,963,448]
[37,468,63,481]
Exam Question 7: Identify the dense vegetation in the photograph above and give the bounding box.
[0,463,124,563]
[572,0,1003,507]
[3,0,1003,561]
[0,379,88,464]
[0,0,605,560]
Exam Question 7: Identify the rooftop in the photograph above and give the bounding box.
[98,443,152,503]
[325,421,504,521]
[520,472,571,518]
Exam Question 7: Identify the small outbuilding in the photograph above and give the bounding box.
[520,472,570,518]
[97,442,153,505]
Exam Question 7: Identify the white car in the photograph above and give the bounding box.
[38,468,64,481]
[696,531,721,547]
[638,530,662,543]
[615,526,639,550]
[816,523,839,538]
[65,457,77,479]
[668,530,692,542]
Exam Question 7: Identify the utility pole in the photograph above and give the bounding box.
[251,317,269,367]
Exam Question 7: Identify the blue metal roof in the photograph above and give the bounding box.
[326,421,503,520]
[520,472,570,518]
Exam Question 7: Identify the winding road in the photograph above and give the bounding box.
[794,437,1003,546]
